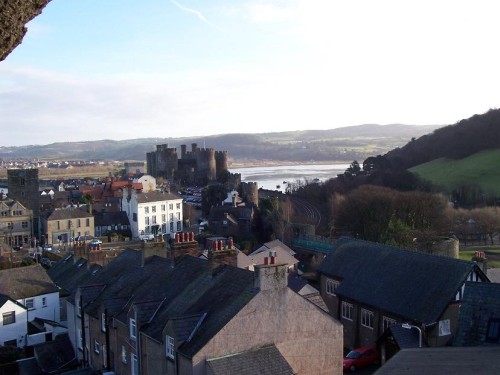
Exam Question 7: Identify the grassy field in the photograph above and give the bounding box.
[409,149,500,195]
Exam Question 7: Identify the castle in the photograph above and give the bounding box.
[146,143,229,185]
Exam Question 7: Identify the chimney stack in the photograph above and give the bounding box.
[254,262,288,291]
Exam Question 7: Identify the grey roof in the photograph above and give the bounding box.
[317,237,485,325]
[487,268,500,283]
[72,248,258,359]
[383,325,423,349]
[47,207,92,220]
[453,282,500,346]
[206,345,294,375]
[374,347,500,375]
[0,264,59,299]
[33,333,78,373]
[135,190,181,203]
[47,255,102,297]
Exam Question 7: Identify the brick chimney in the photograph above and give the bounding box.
[141,239,168,267]
[472,251,488,276]
[254,252,287,291]
[169,232,199,265]
[207,236,238,272]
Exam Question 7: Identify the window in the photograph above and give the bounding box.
[101,312,106,332]
[77,219,81,227]
[86,218,90,226]
[161,204,166,211]
[57,221,60,230]
[169,213,174,221]
[94,339,100,354]
[361,309,374,329]
[133,213,137,222]
[144,207,149,214]
[121,345,127,363]
[342,302,353,321]
[152,216,157,224]
[2,311,15,325]
[103,344,107,367]
[439,319,451,336]
[42,297,47,307]
[25,298,34,310]
[131,354,138,375]
[169,203,173,210]
[152,206,156,213]
[170,222,174,232]
[383,316,397,331]
[176,203,181,209]
[22,221,28,228]
[486,319,500,343]
[177,221,181,231]
[130,318,136,340]
[67,220,72,229]
[166,335,175,359]
[176,212,181,220]
[326,278,339,296]
[162,214,166,223]
[145,217,149,225]
[78,329,83,350]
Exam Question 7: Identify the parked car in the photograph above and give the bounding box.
[139,233,154,241]
[343,346,380,372]
[43,244,53,251]
[12,244,23,250]
[89,239,103,245]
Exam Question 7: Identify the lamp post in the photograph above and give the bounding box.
[402,323,422,348]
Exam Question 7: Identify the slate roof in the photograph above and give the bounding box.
[317,237,486,325]
[78,249,258,359]
[135,190,182,203]
[206,344,294,375]
[453,282,500,346]
[381,325,423,349]
[0,264,59,299]
[47,254,102,297]
[47,207,92,220]
[373,347,500,375]
[33,333,78,373]
[140,257,257,358]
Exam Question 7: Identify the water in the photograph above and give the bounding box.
[230,163,349,192]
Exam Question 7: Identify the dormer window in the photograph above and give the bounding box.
[166,335,175,359]
[130,318,137,340]
[326,278,339,296]
[101,312,106,332]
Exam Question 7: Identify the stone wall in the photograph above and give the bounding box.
[0,0,51,61]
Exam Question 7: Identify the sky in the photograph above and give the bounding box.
[1,0,500,147]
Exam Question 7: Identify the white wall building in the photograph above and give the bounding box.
[0,264,62,348]
[122,189,183,239]
[0,295,28,347]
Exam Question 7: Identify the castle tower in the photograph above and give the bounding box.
[196,148,216,182]
[146,144,178,179]
[215,150,229,180]
[241,181,259,208]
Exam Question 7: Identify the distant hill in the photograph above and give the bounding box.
[0,124,442,163]
[385,108,500,170]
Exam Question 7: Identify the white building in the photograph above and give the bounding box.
[0,264,62,347]
[122,189,184,240]
[0,295,27,347]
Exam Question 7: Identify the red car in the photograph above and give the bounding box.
[343,346,380,372]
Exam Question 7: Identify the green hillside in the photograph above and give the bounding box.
[409,149,500,195]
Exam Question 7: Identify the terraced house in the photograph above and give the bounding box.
[52,241,343,374]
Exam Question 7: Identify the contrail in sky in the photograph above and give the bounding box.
[170,0,225,31]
